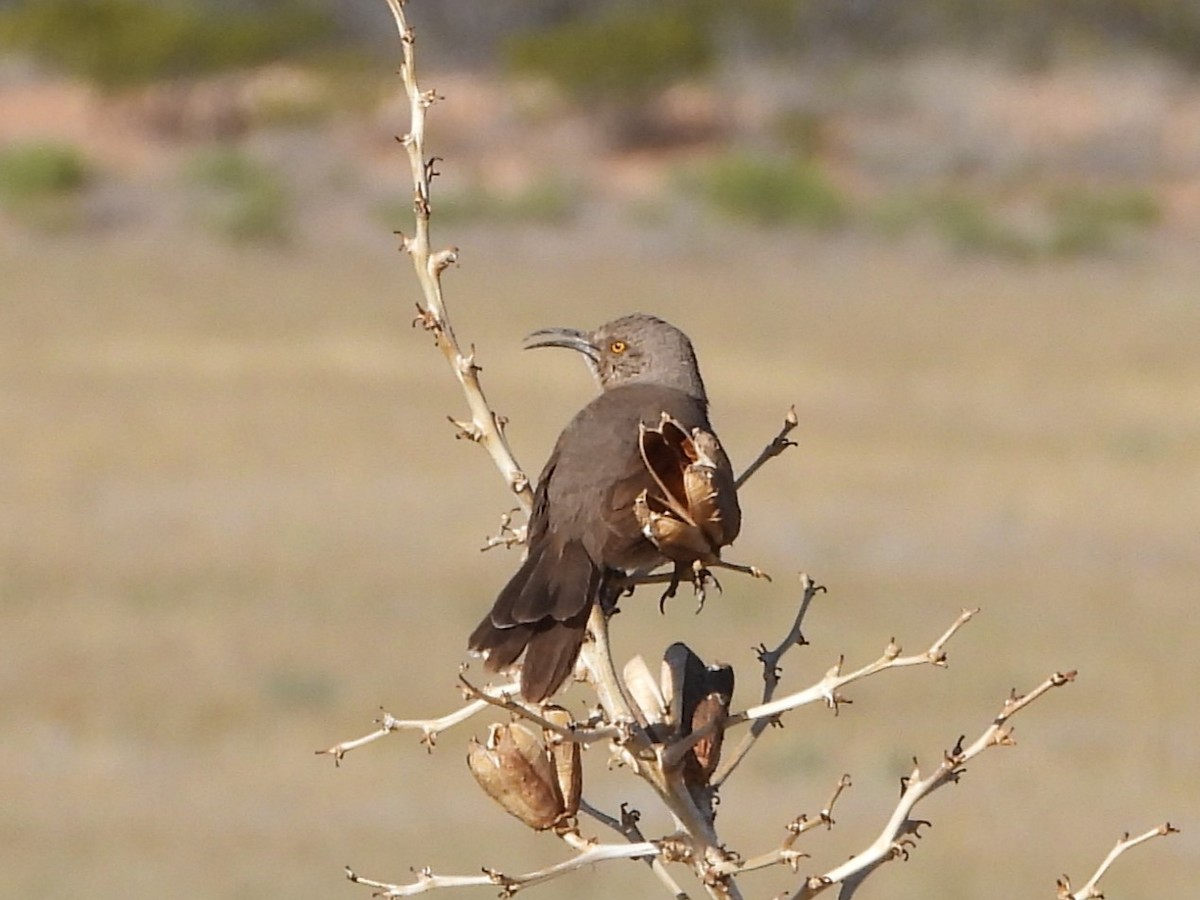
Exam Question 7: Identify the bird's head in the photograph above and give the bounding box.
[524,313,707,400]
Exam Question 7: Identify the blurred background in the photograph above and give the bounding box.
[1,0,1196,897]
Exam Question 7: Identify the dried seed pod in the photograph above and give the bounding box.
[686,663,734,787]
[540,705,581,820]
[466,722,564,831]
[635,415,739,563]
[661,642,735,791]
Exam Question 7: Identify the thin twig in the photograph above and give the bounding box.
[317,683,520,763]
[787,670,1078,899]
[730,608,977,727]
[480,509,526,552]
[456,670,624,745]
[710,774,851,877]
[735,406,799,490]
[1056,823,1179,900]
[581,800,693,899]
[713,573,825,788]
[345,840,661,897]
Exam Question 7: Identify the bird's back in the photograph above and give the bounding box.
[540,383,737,570]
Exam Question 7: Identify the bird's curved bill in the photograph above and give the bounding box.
[523,327,600,363]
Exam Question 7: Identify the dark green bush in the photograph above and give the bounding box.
[0,0,336,89]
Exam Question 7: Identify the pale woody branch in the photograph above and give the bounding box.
[713,572,825,788]
[345,838,660,897]
[383,0,532,511]
[480,508,526,552]
[787,670,1077,899]
[316,682,520,762]
[579,800,693,898]
[710,774,851,878]
[732,607,978,726]
[1056,823,1179,900]
[456,670,627,746]
[735,405,799,490]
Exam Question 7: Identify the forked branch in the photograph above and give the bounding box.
[1056,823,1179,900]
[787,670,1078,899]
[317,681,521,762]
[713,573,824,787]
[728,608,978,728]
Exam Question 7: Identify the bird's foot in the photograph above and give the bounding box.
[658,564,687,614]
[690,560,723,614]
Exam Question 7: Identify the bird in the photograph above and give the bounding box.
[468,314,742,702]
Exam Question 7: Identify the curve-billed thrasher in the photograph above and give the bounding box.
[468,314,741,702]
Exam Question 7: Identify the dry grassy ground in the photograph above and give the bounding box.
[2,207,1196,898]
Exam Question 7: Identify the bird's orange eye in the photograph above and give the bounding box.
[610,340,627,354]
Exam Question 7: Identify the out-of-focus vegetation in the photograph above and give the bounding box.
[685,153,848,229]
[870,185,1162,259]
[0,0,1182,257]
[183,145,290,244]
[725,0,1200,64]
[0,0,339,89]
[502,0,1200,69]
[0,140,87,201]
[502,5,717,148]
[504,6,712,103]
[0,140,90,230]
[1044,185,1162,255]
[497,0,1200,104]
[3,0,1200,93]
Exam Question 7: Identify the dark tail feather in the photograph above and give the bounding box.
[517,607,590,702]
[468,540,600,702]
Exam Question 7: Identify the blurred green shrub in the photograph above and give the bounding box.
[686,154,847,229]
[870,184,1161,258]
[719,0,1200,66]
[184,145,290,244]
[0,141,88,203]
[1045,186,1161,255]
[0,141,90,230]
[0,0,336,89]
[925,193,1037,258]
[504,7,713,104]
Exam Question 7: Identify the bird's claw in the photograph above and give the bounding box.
[690,562,722,614]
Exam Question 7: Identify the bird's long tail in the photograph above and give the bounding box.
[468,539,602,702]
